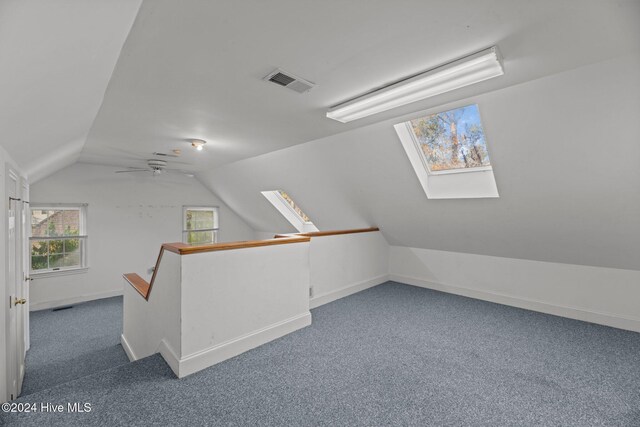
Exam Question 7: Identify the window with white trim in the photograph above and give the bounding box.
[261,190,319,233]
[30,204,88,274]
[183,206,219,244]
[409,104,492,173]
[395,104,499,199]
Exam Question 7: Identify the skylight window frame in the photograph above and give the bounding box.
[274,191,314,226]
[404,121,494,176]
[261,190,319,233]
[394,103,499,199]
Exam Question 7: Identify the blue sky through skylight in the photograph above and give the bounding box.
[410,104,491,172]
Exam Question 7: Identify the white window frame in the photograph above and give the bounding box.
[182,206,219,244]
[394,105,499,199]
[406,121,495,176]
[261,190,319,233]
[29,203,89,276]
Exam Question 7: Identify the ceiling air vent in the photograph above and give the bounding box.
[264,68,315,94]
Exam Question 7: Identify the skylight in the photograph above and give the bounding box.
[261,190,319,233]
[394,103,499,199]
[409,104,491,173]
[277,190,312,223]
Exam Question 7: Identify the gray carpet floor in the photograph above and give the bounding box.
[3,282,639,426]
[20,296,129,396]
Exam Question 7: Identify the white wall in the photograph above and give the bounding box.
[180,243,310,361]
[122,250,182,362]
[29,163,255,310]
[122,240,311,378]
[0,147,9,403]
[390,246,640,333]
[308,231,389,308]
[198,53,640,272]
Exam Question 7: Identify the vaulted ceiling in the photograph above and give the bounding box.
[2,0,638,177]
[1,0,639,270]
[0,0,142,181]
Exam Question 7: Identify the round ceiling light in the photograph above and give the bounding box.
[191,139,206,151]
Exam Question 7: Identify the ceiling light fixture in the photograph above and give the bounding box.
[191,139,206,151]
[326,46,504,123]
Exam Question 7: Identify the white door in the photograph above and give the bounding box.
[21,182,30,353]
[15,178,27,394]
[5,169,26,399]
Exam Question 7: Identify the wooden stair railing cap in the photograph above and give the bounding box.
[162,235,310,255]
[124,229,377,301]
[274,226,379,239]
[123,235,311,300]
[123,273,151,300]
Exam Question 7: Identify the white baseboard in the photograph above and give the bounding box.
[310,274,389,309]
[158,339,181,377]
[170,311,312,378]
[120,334,137,362]
[30,289,123,311]
[390,274,640,333]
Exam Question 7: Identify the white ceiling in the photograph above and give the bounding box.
[0,0,142,181]
[73,0,638,173]
[2,1,638,177]
[197,53,640,271]
[2,0,638,269]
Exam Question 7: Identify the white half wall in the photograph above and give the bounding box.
[178,242,311,376]
[308,231,389,308]
[389,246,640,333]
[29,163,255,310]
[122,250,182,362]
[122,239,311,378]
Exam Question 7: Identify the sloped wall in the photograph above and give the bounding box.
[29,163,255,309]
[389,246,640,332]
[198,54,640,272]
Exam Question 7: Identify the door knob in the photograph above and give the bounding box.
[15,298,26,305]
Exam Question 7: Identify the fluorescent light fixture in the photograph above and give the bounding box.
[326,46,504,123]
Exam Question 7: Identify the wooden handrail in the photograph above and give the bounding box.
[163,236,310,255]
[123,229,376,300]
[123,236,310,300]
[123,243,167,300]
[274,227,379,239]
[123,273,151,299]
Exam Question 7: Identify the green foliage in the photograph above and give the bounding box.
[48,220,57,237]
[185,209,216,245]
[410,106,490,171]
[31,237,81,271]
[31,209,82,271]
[187,231,214,245]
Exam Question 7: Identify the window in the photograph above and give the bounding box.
[394,104,499,199]
[30,205,88,274]
[261,190,319,233]
[183,206,218,244]
[409,104,491,173]
[276,191,311,223]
